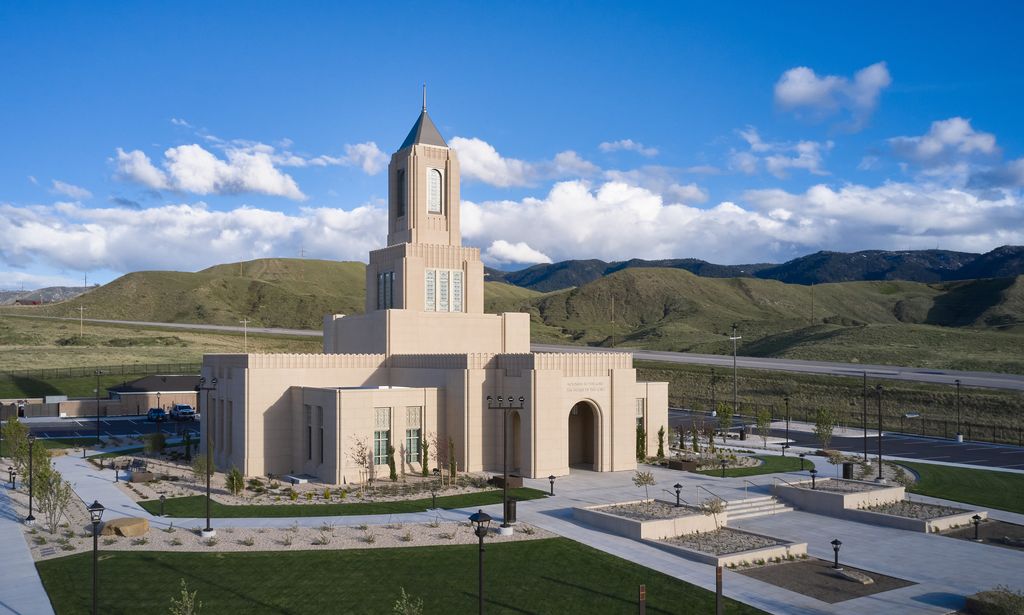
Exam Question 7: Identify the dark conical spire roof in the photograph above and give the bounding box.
[399,109,447,150]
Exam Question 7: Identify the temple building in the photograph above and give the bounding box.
[201,101,668,484]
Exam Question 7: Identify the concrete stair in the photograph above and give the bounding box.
[724,495,793,521]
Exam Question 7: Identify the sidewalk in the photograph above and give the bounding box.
[0,487,55,615]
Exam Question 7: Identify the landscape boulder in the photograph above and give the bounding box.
[130,471,156,483]
[99,517,150,537]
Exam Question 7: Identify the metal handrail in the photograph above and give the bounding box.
[771,476,803,490]
[741,479,760,500]
[696,484,725,507]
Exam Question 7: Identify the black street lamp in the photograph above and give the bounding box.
[783,396,790,448]
[673,483,682,507]
[468,509,492,615]
[862,373,869,462]
[955,379,963,442]
[972,514,982,542]
[8,466,15,489]
[94,369,103,445]
[798,453,806,470]
[159,494,166,517]
[719,458,728,478]
[729,324,741,415]
[197,376,218,537]
[809,468,818,489]
[486,395,525,533]
[88,500,105,615]
[830,538,842,570]
[430,487,437,510]
[26,435,36,524]
[548,475,555,496]
[875,385,884,481]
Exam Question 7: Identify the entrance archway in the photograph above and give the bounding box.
[568,401,598,470]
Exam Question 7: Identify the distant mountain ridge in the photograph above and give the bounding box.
[0,286,91,305]
[486,246,1024,291]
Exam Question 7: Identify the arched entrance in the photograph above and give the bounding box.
[568,401,598,470]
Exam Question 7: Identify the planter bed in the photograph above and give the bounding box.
[651,527,807,568]
[572,499,720,540]
[846,501,986,533]
[773,478,905,515]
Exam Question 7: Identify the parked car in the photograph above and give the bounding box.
[170,404,197,421]
[146,408,167,422]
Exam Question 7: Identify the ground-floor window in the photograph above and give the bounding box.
[405,428,421,463]
[374,407,391,465]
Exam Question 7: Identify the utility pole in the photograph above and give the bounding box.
[729,324,741,414]
[809,283,814,325]
[78,306,86,338]
[239,318,249,353]
[955,379,962,442]
[710,367,717,415]
[610,296,615,348]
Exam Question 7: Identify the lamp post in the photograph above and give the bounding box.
[94,369,103,445]
[159,494,166,517]
[88,500,105,615]
[875,385,884,481]
[719,458,727,478]
[830,538,842,570]
[783,396,790,448]
[972,514,982,542]
[548,475,555,496]
[673,483,682,507]
[430,488,436,510]
[955,379,963,442]
[486,394,525,534]
[798,453,805,470]
[197,376,218,537]
[781,444,790,457]
[729,324,741,415]
[710,367,717,416]
[26,435,36,524]
[862,373,869,461]
[468,509,492,615]
[809,468,818,489]
[8,466,15,488]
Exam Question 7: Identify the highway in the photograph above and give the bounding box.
[7,313,1024,391]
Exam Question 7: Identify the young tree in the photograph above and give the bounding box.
[37,467,72,534]
[447,437,456,481]
[827,450,844,477]
[656,426,665,459]
[755,408,772,449]
[421,438,430,477]
[690,426,700,456]
[183,431,193,462]
[224,467,244,496]
[632,470,656,513]
[635,423,647,461]
[432,433,448,486]
[168,578,203,615]
[191,455,211,484]
[387,445,398,482]
[716,401,734,444]
[145,432,167,455]
[700,496,726,530]
[347,436,373,487]
[814,408,838,451]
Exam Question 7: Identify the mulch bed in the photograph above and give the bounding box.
[940,519,1024,552]
[737,557,914,604]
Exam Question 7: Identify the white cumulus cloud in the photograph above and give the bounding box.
[599,139,658,157]
[450,137,598,187]
[484,240,552,265]
[50,180,92,200]
[730,127,832,178]
[890,117,999,165]
[774,61,891,130]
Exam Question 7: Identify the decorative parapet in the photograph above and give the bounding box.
[243,354,386,370]
[533,352,633,377]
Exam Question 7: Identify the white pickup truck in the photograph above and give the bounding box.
[170,403,197,421]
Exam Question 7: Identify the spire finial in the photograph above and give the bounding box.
[422,83,427,112]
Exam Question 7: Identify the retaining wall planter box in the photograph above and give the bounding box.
[668,459,699,472]
[572,499,722,540]
[647,529,808,568]
[772,479,905,515]
[843,508,987,533]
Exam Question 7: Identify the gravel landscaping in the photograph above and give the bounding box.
[941,519,1024,552]
[661,527,784,555]
[865,500,966,520]
[811,479,884,494]
[739,557,915,604]
[598,500,700,521]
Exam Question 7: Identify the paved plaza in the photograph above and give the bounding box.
[2,443,1022,614]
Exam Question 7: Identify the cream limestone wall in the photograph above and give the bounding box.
[323,311,530,356]
[387,144,461,247]
[365,243,485,314]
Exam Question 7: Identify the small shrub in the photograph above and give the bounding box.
[288,490,298,502]
[338,489,347,500]
[428,517,440,529]
[319,523,335,534]
[289,522,300,533]
[400,531,413,542]
[393,587,424,615]
[357,523,369,531]
[281,535,293,547]
[521,525,536,535]
[439,531,455,540]
[204,537,218,547]
[240,536,255,547]
[103,537,116,546]
[162,524,176,534]
[60,542,75,551]
[388,522,403,530]
[364,533,377,544]
[33,536,47,545]
[322,487,331,501]
[169,537,183,546]
[131,537,149,546]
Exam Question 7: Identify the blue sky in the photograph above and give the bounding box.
[2,2,1023,288]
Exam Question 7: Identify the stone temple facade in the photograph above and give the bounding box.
[201,103,668,484]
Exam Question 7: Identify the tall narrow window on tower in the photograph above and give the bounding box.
[396,169,406,217]
[452,271,463,312]
[439,270,449,311]
[425,270,436,311]
[427,168,442,213]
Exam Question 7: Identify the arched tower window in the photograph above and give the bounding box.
[427,168,443,214]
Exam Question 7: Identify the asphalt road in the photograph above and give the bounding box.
[8,314,1024,391]
[669,409,1024,470]
[25,416,198,440]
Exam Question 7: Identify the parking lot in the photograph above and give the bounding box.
[23,415,198,440]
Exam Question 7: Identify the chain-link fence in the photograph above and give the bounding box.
[0,362,201,379]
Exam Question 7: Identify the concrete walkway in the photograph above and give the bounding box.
[0,486,55,615]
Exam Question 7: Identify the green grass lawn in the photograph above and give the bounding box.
[37,437,100,450]
[696,455,803,478]
[138,487,549,518]
[36,538,764,614]
[898,461,1024,514]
